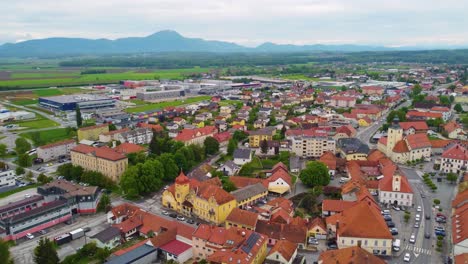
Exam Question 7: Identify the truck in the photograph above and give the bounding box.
[54,234,72,246]
[69,228,85,240]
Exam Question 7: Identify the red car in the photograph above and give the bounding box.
[437,213,447,218]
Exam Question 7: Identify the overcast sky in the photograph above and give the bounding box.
[2,0,468,47]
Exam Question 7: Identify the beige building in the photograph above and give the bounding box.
[77,124,109,141]
[377,118,431,163]
[440,143,468,174]
[37,139,77,162]
[70,144,128,181]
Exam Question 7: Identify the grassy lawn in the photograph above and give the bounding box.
[12,115,59,129]
[279,74,321,81]
[0,184,40,199]
[12,98,38,106]
[126,95,211,113]
[33,88,64,96]
[124,99,147,105]
[10,72,79,79]
[21,128,73,145]
[0,67,210,89]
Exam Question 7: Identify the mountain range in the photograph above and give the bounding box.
[0,30,463,57]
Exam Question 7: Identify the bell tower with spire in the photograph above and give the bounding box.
[386,117,403,156]
[174,170,190,210]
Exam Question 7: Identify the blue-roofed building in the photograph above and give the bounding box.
[106,243,157,264]
[39,94,115,111]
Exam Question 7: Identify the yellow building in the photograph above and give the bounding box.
[248,127,276,147]
[231,182,268,209]
[358,118,371,127]
[162,172,237,225]
[225,208,259,230]
[77,124,109,141]
[231,119,246,126]
[70,144,128,181]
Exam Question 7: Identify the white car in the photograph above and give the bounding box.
[26,233,34,239]
[417,206,422,212]
[409,234,416,243]
[404,253,411,262]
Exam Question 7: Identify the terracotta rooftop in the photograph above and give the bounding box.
[226,208,259,227]
[379,172,413,194]
[452,203,468,245]
[442,144,468,161]
[430,139,453,149]
[174,126,217,142]
[114,143,145,154]
[320,151,337,170]
[319,246,387,264]
[405,133,431,149]
[399,121,429,131]
[137,123,164,132]
[229,176,263,189]
[454,253,468,264]
[159,239,191,256]
[268,240,297,262]
[255,220,307,244]
[444,121,462,134]
[71,144,127,161]
[392,140,409,153]
[452,189,468,209]
[322,200,357,213]
[367,149,386,162]
[407,110,442,119]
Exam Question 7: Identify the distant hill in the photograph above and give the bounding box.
[0,30,465,57]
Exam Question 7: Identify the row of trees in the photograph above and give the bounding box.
[57,163,115,189]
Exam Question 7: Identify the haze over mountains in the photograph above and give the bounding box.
[0,30,465,57]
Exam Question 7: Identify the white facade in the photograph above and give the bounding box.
[338,236,392,256]
[0,170,15,188]
[116,128,153,144]
[440,157,468,174]
[290,137,336,158]
[37,140,77,162]
[379,191,413,207]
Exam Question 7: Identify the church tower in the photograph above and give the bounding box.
[174,171,190,210]
[392,174,401,192]
[387,117,403,156]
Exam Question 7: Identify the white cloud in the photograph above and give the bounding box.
[0,0,467,47]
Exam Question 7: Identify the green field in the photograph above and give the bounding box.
[125,96,211,113]
[0,67,210,89]
[279,74,321,81]
[13,99,38,106]
[12,115,59,129]
[10,72,79,79]
[21,128,72,145]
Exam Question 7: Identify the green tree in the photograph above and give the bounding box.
[386,110,407,124]
[411,84,422,98]
[120,166,140,199]
[157,153,179,181]
[37,173,52,184]
[433,199,441,205]
[222,178,237,192]
[227,139,237,156]
[174,150,189,172]
[233,130,248,142]
[204,137,219,155]
[269,114,277,126]
[299,161,330,187]
[76,106,82,127]
[34,237,59,264]
[126,151,147,166]
[18,153,32,167]
[439,95,451,106]
[97,194,111,212]
[15,138,31,155]
[16,166,25,175]
[260,139,269,154]
[0,143,6,157]
[454,103,463,113]
[108,123,117,131]
[446,173,458,184]
[30,132,42,145]
[0,238,13,264]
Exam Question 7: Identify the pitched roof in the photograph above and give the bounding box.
[159,239,192,255]
[319,246,387,264]
[229,176,263,189]
[268,240,297,262]
[327,201,392,239]
[398,121,429,131]
[38,139,76,150]
[444,121,462,133]
[137,123,164,132]
[378,173,413,194]
[452,189,468,208]
[308,217,326,232]
[454,253,468,264]
[392,140,409,153]
[442,144,468,161]
[91,226,120,243]
[71,144,127,161]
[231,183,267,203]
[406,133,431,149]
[233,148,252,159]
[226,208,259,227]
[320,151,337,170]
[114,143,145,154]
[407,110,442,119]
[255,220,307,244]
[367,149,386,162]
[452,203,468,245]
[102,128,130,136]
[322,200,357,213]
[430,139,453,149]
[174,126,217,142]
[213,131,231,143]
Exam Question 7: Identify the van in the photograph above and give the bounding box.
[393,239,401,251]
[339,177,350,184]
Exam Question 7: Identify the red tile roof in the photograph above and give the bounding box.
[213,131,231,143]
[320,151,337,170]
[378,137,387,146]
[255,220,307,244]
[406,133,431,149]
[431,106,450,112]
[38,139,76,150]
[230,176,264,189]
[226,208,259,227]
[308,217,326,232]
[331,95,356,101]
[174,126,217,142]
[268,240,297,262]
[454,253,468,264]
[114,143,145,154]
[392,140,409,153]
[113,239,149,256]
[71,144,127,161]
[444,121,462,133]
[452,203,468,245]
[175,171,190,185]
[159,240,192,256]
[399,121,429,131]
[442,144,468,161]
[407,110,442,119]
[452,189,468,208]
[367,149,386,162]
[137,123,164,132]
[430,139,453,149]
[319,246,386,264]
[378,173,413,194]
[322,200,357,213]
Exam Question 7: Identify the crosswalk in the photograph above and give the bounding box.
[405,244,432,255]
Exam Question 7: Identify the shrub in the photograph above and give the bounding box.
[433,199,441,205]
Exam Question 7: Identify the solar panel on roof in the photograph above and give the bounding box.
[241,233,260,254]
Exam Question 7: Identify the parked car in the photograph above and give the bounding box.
[390,228,399,235]
[381,210,391,215]
[435,230,446,237]
[392,206,400,211]
[186,219,195,224]
[426,214,431,220]
[404,253,411,262]
[425,232,431,239]
[176,215,185,221]
[26,233,34,239]
[409,234,416,243]
[435,226,445,232]
[437,213,447,219]
[162,210,169,216]
[436,217,447,223]
[308,238,319,245]
[384,215,392,221]
[386,221,395,228]
[169,213,177,218]
[414,222,420,228]
[327,243,338,249]
[417,206,422,212]
[39,230,47,235]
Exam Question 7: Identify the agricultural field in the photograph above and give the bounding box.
[0,67,210,89]
[125,95,211,113]
[11,115,59,129]
[278,74,321,81]
[4,87,86,106]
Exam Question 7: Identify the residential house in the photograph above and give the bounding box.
[319,151,338,176]
[398,121,429,135]
[431,106,452,121]
[233,148,253,166]
[231,183,268,209]
[218,160,240,176]
[378,168,414,207]
[307,217,327,240]
[248,127,276,148]
[406,110,442,121]
[287,129,336,158]
[90,226,121,249]
[225,208,259,231]
[362,86,384,95]
[444,121,467,140]
[452,189,468,257]
[318,246,387,264]
[329,96,356,108]
[265,240,299,264]
[174,126,217,146]
[336,138,370,161]
[99,128,130,143]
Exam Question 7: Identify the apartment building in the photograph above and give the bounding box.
[174,126,217,146]
[70,144,128,181]
[115,128,153,144]
[287,129,336,158]
[248,127,276,148]
[329,96,356,108]
[440,143,468,174]
[37,139,77,162]
[0,170,16,188]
